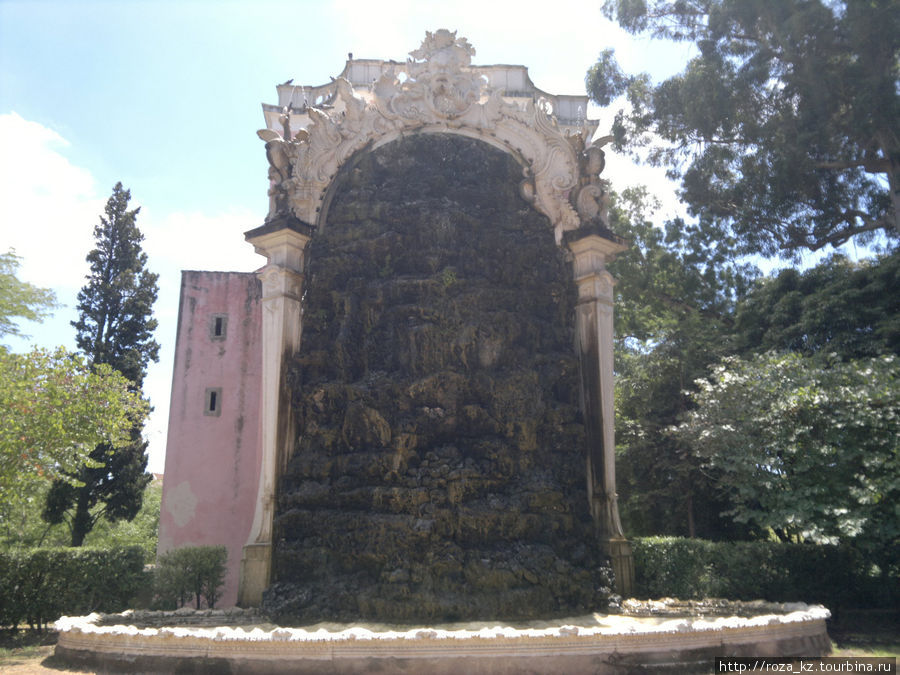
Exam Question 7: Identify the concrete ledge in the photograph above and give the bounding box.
[55,602,831,674]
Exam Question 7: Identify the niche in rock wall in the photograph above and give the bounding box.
[264,133,612,624]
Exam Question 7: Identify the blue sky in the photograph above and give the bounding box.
[0,0,699,472]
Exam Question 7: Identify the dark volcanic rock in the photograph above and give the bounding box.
[265,134,612,624]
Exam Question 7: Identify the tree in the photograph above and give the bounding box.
[0,475,161,554]
[0,249,57,341]
[77,478,162,558]
[0,346,148,518]
[674,351,899,574]
[589,0,900,257]
[608,187,759,539]
[731,251,900,359]
[43,183,159,546]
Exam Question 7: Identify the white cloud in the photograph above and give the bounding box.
[0,112,102,290]
[141,207,262,276]
[0,113,264,474]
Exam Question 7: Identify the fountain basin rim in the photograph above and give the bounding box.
[56,601,831,643]
[54,602,832,674]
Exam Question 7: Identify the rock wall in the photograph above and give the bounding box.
[264,134,611,623]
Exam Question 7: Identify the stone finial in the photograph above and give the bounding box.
[409,29,475,68]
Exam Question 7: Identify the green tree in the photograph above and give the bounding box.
[0,249,57,341]
[589,0,900,257]
[76,478,162,558]
[674,352,899,573]
[731,251,900,358]
[0,478,161,554]
[43,183,160,546]
[608,187,758,539]
[0,346,148,518]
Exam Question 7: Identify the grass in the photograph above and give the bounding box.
[0,629,58,655]
[832,642,900,658]
[0,630,70,674]
[828,609,900,658]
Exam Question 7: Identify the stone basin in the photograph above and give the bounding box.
[54,599,831,674]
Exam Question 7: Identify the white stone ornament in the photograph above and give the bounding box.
[259,30,602,243]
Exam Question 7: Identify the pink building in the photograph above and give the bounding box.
[158,271,262,607]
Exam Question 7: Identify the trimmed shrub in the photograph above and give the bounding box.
[154,546,227,610]
[0,546,146,629]
[632,537,894,610]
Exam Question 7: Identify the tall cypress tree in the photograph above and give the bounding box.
[43,182,159,546]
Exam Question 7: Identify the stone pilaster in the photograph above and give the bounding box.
[567,232,634,596]
[238,217,312,607]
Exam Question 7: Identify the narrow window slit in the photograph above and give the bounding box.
[204,387,223,417]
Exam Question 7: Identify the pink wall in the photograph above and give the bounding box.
[158,271,262,607]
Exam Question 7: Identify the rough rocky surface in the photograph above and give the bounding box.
[264,134,612,624]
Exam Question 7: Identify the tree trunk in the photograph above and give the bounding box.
[686,492,696,539]
[877,135,900,236]
[70,490,92,547]
[890,163,900,236]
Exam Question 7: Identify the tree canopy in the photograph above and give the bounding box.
[0,346,148,512]
[71,183,159,386]
[608,188,759,539]
[0,250,57,341]
[589,0,900,257]
[731,250,900,358]
[44,183,159,546]
[608,186,898,546]
[673,351,899,569]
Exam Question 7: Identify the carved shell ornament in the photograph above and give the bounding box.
[259,30,611,242]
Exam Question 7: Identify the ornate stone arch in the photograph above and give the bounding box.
[239,31,633,607]
[259,29,610,243]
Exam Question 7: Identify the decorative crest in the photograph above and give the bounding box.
[259,31,608,241]
[374,29,486,120]
[408,29,475,68]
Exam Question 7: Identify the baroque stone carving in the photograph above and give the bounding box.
[257,127,300,220]
[258,30,594,242]
[570,133,613,224]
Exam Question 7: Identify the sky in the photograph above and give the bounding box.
[1,0,703,474]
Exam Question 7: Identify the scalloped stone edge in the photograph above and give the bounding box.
[54,601,832,673]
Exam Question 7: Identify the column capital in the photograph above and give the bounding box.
[568,234,625,303]
[567,233,627,280]
[245,216,314,272]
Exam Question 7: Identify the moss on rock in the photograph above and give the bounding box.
[265,134,612,624]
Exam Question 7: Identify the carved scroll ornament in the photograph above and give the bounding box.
[260,30,609,243]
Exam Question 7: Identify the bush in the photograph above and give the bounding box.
[154,546,227,610]
[632,537,894,610]
[0,546,146,629]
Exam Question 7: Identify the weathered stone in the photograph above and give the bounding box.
[265,134,611,624]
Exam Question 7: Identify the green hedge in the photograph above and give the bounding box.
[0,546,147,629]
[154,546,227,610]
[632,537,897,609]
